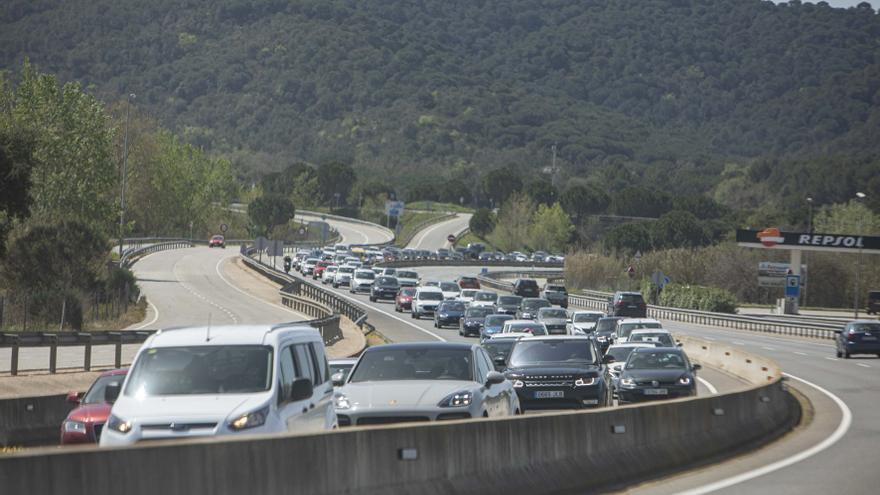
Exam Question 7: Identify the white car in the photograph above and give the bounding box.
[471,290,498,308]
[604,343,655,391]
[439,281,461,300]
[501,319,548,336]
[321,265,338,284]
[100,324,336,447]
[396,270,420,287]
[411,286,445,319]
[333,266,356,288]
[615,318,663,343]
[628,328,677,348]
[301,258,319,275]
[458,289,479,303]
[350,269,377,294]
[381,267,397,277]
[568,310,605,334]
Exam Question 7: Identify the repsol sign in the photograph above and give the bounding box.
[736,229,880,254]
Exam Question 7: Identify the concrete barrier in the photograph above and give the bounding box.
[0,337,798,494]
[0,394,72,447]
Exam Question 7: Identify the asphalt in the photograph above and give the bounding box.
[406,213,472,250]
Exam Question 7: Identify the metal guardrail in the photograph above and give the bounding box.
[0,330,156,375]
[477,270,843,340]
[395,213,456,247]
[120,240,194,267]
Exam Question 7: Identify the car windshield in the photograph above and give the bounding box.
[508,340,596,367]
[376,277,398,286]
[349,348,473,382]
[440,302,466,312]
[326,266,338,272]
[539,309,568,319]
[475,292,497,302]
[482,341,516,360]
[398,271,418,279]
[399,288,416,297]
[383,268,397,275]
[626,351,687,370]
[82,374,125,404]
[630,333,674,346]
[574,313,601,323]
[499,296,522,306]
[339,267,355,274]
[465,307,494,318]
[506,323,547,335]
[852,323,880,333]
[620,322,662,338]
[124,346,273,396]
[605,347,642,363]
[485,315,513,326]
[425,281,440,287]
[440,282,459,292]
[461,289,478,298]
[522,299,550,311]
[355,271,375,279]
[546,285,565,292]
[419,291,444,301]
[596,318,620,333]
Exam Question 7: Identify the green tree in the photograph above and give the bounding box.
[0,128,36,257]
[482,167,523,206]
[609,187,671,218]
[525,178,558,206]
[469,208,496,237]
[248,193,295,237]
[317,162,356,206]
[529,203,574,253]
[290,169,320,209]
[651,210,708,249]
[814,200,880,235]
[560,183,610,221]
[488,192,536,252]
[604,223,653,255]
[0,62,116,232]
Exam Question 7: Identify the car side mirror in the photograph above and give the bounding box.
[486,371,505,386]
[104,381,121,404]
[566,318,572,323]
[602,355,615,364]
[331,372,345,387]
[492,356,507,368]
[289,378,314,402]
[692,364,702,371]
[66,391,82,404]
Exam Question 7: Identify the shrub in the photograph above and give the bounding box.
[655,283,738,314]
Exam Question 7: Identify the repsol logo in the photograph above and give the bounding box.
[798,235,864,248]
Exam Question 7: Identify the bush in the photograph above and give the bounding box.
[655,283,738,314]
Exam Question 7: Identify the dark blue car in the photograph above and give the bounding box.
[433,300,467,329]
[836,321,880,358]
[481,314,514,340]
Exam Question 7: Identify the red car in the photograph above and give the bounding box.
[313,261,332,280]
[456,276,481,290]
[394,287,417,312]
[208,234,225,248]
[60,368,127,445]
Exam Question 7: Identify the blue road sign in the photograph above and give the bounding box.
[785,275,800,298]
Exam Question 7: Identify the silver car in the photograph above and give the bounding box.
[334,342,520,426]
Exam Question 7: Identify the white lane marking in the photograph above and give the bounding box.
[132,299,160,330]
[172,254,238,324]
[678,373,852,495]
[697,377,718,395]
[825,357,839,362]
[856,363,871,368]
[732,341,746,346]
[320,281,447,342]
[408,215,458,249]
[794,351,808,356]
[762,346,775,351]
[214,256,309,320]
[704,337,716,341]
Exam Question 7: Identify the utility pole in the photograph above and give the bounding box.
[118,93,135,258]
[854,192,867,319]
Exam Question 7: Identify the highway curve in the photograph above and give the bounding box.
[406,213,472,250]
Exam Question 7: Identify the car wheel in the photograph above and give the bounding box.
[370,296,376,302]
[844,350,851,359]
[458,328,463,336]
[333,283,338,288]
[836,348,842,358]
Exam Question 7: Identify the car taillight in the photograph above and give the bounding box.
[847,330,858,341]
[616,301,625,306]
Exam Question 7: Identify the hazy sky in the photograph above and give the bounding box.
[774,0,873,7]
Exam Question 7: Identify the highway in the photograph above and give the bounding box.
[298,211,394,246]
[405,213,472,250]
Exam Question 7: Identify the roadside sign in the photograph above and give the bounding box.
[651,271,670,288]
[447,234,456,243]
[785,275,800,298]
[219,223,228,233]
[269,239,285,257]
[758,262,807,287]
[255,236,269,250]
[634,251,642,262]
[298,227,306,236]
[626,265,636,278]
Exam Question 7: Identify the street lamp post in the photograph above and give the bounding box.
[118,93,135,258]
[854,192,867,319]
[806,196,814,233]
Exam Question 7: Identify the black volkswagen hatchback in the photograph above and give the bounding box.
[615,347,700,404]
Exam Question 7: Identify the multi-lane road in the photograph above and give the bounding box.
[405,213,472,250]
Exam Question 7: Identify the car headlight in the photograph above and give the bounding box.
[620,378,636,388]
[439,391,473,407]
[63,420,87,434]
[574,377,596,387]
[512,379,524,388]
[597,335,607,342]
[107,414,132,434]
[335,394,351,410]
[439,313,448,318]
[228,405,269,431]
[678,376,692,386]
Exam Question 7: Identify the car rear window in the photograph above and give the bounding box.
[518,280,538,288]
[545,285,566,292]
[853,323,880,333]
[619,294,645,303]
[398,271,418,279]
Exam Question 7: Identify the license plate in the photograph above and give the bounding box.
[644,388,667,395]
[534,391,564,399]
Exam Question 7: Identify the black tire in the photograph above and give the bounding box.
[370,296,376,302]
[844,351,851,359]
[836,349,842,358]
[333,283,338,288]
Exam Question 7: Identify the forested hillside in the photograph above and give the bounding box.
[2,0,879,208]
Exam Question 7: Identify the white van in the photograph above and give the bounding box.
[411,286,444,319]
[100,324,336,447]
